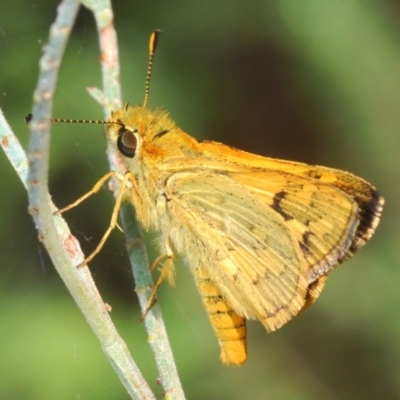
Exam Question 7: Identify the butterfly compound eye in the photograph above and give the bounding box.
[117,129,137,158]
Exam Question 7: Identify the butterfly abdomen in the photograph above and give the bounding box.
[193,264,247,365]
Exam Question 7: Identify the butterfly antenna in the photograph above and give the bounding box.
[25,113,110,126]
[50,118,108,125]
[143,29,162,108]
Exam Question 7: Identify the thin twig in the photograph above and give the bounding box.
[82,0,185,397]
[0,110,29,188]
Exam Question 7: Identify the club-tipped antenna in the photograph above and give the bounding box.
[143,29,162,108]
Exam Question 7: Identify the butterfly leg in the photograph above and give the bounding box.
[56,171,121,214]
[150,253,168,272]
[194,264,247,365]
[139,252,175,322]
[76,172,130,268]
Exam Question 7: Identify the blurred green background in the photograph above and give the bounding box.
[1,1,399,399]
